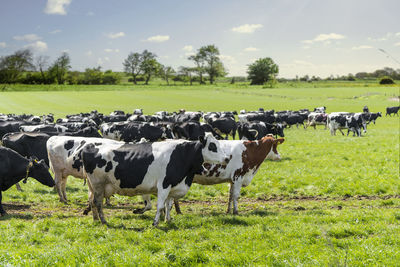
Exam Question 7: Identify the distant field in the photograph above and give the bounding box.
[0,84,399,266]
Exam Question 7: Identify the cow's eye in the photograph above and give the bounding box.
[208,142,217,153]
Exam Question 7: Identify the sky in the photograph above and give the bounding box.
[0,0,399,78]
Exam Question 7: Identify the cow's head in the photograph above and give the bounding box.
[162,125,175,139]
[274,123,285,137]
[199,133,227,164]
[28,158,55,187]
[265,137,284,161]
[377,112,382,117]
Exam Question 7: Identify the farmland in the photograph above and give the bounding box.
[0,83,399,266]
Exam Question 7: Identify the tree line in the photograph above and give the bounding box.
[0,44,281,86]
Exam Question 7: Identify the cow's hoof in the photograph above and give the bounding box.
[152,221,159,227]
[0,211,7,217]
[133,208,145,214]
[83,209,90,215]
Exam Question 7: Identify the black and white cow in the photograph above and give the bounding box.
[386,106,400,116]
[173,121,223,140]
[20,124,70,133]
[328,112,366,136]
[313,106,326,113]
[0,147,55,216]
[140,136,284,216]
[101,122,174,142]
[47,136,123,203]
[306,112,328,129]
[82,133,227,226]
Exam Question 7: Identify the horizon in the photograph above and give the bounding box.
[1,0,399,79]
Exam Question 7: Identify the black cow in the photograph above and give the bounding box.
[173,121,223,140]
[365,112,382,124]
[0,147,55,216]
[238,121,284,140]
[102,122,174,142]
[207,117,237,140]
[386,106,400,116]
[0,121,36,139]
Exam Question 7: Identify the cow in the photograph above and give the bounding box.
[363,106,369,113]
[174,111,202,123]
[207,117,237,140]
[306,112,328,129]
[47,136,123,203]
[328,112,366,136]
[0,121,36,139]
[140,136,284,216]
[279,113,307,128]
[101,122,174,142]
[313,106,326,113]
[386,106,400,116]
[82,133,227,226]
[0,147,55,216]
[20,124,69,133]
[237,121,284,140]
[173,121,223,140]
[238,112,275,124]
[365,112,382,125]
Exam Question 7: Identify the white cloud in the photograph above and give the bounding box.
[184,52,195,57]
[302,33,345,44]
[396,32,400,37]
[395,42,400,47]
[106,32,125,39]
[86,50,93,56]
[145,35,170,42]
[182,45,193,52]
[219,55,236,64]
[104,57,110,61]
[87,11,94,16]
[13,34,41,42]
[97,58,103,66]
[24,41,48,52]
[231,24,263,34]
[44,0,71,15]
[0,42,6,48]
[49,29,62,34]
[352,45,373,50]
[62,49,69,53]
[244,47,259,52]
[104,48,119,53]
[368,36,387,42]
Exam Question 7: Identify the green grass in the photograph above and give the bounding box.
[0,83,399,266]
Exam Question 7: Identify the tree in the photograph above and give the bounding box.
[247,57,279,85]
[188,54,206,84]
[49,52,71,84]
[0,49,34,83]
[35,55,49,83]
[159,65,175,85]
[198,45,226,84]
[140,50,159,85]
[123,52,141,84]
[178,66,195,85]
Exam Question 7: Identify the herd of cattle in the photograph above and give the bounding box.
[0,105,398,225]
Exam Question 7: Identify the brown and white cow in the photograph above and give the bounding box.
[140,136,284,215]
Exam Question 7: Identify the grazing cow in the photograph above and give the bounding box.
[0,147,55,216]
[0,121,36,139]
[279,113,307,128]
[237,122,284,140]
[386,106,400,116]
[174,111,202,123]
[82,133,227,226]
[47,136,123,203]
[363,106,369,113]
[328,112,366,136]
[238,112,275,124]
[207,117,237,140]
[141,136,284,216]
[306,112,328,129]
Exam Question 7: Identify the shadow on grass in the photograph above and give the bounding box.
[106,223,146,232]
[0,212,52,221]
[250,209,279,216]
[33,189,57,194]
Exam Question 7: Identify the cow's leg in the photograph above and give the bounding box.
[339,129,345,136]
[61,176,68,202]
[231,180,243,215]
[153,188,170,226]
[227,182,234,214]
[133,194,152,214]
[225,134,229,140]
[15,183,23,192]
[54,172,67,203]
[165,198,174,223]
[0,191,6,216]
[105,197,111,206]
[83,189,93,215]
[93,190,106,224]
[173,199,182,215]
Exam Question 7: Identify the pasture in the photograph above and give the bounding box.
[0,84,399,266]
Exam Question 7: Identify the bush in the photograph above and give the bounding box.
[379,76,395,85]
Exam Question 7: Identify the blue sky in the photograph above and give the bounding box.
[0,0,399,78]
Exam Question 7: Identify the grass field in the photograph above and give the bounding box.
[0,84,399,266]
